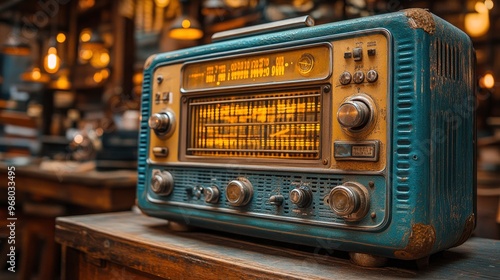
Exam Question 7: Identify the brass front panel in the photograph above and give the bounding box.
[149,32,389,171]
[149,64,182,163]
[330,33,389,172]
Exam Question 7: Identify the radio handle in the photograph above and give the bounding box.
[211,15,315,42]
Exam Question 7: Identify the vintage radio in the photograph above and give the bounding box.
[137,8,476,265]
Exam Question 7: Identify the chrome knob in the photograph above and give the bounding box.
[328,182,369,221]
[204,186,220,204]
[149,113,171,132]
[151,170,174,196]
[289,187,312,208]
[337,101,370,129]
[226,179,253,206]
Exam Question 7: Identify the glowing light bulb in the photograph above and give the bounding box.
[43,47,61,74]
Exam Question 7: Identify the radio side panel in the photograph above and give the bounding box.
[428,16,476,249]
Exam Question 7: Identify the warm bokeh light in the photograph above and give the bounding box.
[154,0,170,7]
[31,68,41,80]
[80,29,92,42]
[74,134,84,144]
[485,0,494,10]
[56,33,66,43]
[169,28,204,40]
[80,49,93,61]
[465,11,490,37]
[181,19,191,28]
[475,1,488,14]
[100,68,110,79]
[481,73,495,89]
[93,72,103,83]
[90,48,110,68]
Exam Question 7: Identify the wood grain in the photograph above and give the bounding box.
[56,211,500,279]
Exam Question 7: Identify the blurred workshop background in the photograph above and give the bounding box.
[0,0,499,278]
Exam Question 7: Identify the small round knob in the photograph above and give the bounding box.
[339,71,352,85]
[151,171,174,196]
[149,113,171,132]
[204,186,220,204]
[353,71,365,84]
[328,182,369,221]
[289,187,312,208]
[366,69,378,83]
[337,101,371,129]
[226,179,253,206]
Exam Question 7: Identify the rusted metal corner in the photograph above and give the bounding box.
[453,214,475,247]
[144,54,157,70]
[404,8,436,35]
[394,224,436,260]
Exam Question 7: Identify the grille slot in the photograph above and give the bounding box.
[436,39,460,81]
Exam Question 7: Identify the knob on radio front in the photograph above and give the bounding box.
[226,178,253,207]
[151,170,174,196]
[328,182,369,221]
[289,187,312,208]
[337,100,370,129]
[148,111,174,137]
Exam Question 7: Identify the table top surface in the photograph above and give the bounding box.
[55,211,500,279]
[0,162,137,211]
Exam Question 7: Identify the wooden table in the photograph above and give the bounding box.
[0,163,137,211]
[0,163,137,280]
[55,211,500,280]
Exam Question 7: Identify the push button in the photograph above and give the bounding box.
[353,47,363,61]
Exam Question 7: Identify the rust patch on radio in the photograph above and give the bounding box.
[144,54,157,70]
[394,223,436,260]
[405,8,436,35]
[452,214,475,248]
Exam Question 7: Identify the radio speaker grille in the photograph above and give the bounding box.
[187,88,322,159]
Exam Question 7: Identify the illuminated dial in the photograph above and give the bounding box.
[298,53,314,75]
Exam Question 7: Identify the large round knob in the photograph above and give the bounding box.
[149,112,171,134]
[328,182,369,221]
[337,101,370,129]
[226,179,253,206]
[151,170,174,196]
[289,187,312,208]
